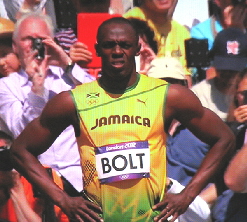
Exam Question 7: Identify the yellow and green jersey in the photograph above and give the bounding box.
[70,74,169,221]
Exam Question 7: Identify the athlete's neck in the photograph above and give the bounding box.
[99,72,138,94]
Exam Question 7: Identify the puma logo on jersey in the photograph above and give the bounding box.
[137,98,147,106]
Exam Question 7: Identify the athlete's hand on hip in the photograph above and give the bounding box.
[60,196,103,222]
[152,192,191,222]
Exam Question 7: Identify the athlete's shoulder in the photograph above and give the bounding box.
[72,79,98,93]
[140,74,168,86]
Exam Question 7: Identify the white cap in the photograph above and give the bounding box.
[147,57,186,80]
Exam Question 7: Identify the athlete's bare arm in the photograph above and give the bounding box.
[10,91,103,221]
[153,84,235,222]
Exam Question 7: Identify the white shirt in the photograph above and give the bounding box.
[0,65,94,191]
[192,79,232,121]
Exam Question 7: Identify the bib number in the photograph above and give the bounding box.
[95,141,150,184]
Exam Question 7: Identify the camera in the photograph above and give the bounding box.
[32,38,45,60]
[232,0,246,6]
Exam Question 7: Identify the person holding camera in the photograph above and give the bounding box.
[225,72,247,192]
[232,73,247,125]
[0,17,43,222]
[0,12,94,221]
[212,69,247,222]
[166,27,247,221]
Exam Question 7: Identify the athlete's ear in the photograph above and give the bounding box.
[95,43,101,57]
[135,36,141,56]
[136,42,141,56]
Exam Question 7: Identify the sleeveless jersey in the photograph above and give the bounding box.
[71,74,169,222]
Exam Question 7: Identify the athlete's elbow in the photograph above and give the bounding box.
[222,131,235,155]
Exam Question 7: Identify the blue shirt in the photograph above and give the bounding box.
[190,17,224,50]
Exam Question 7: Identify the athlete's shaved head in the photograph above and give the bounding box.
[96,17,139,45]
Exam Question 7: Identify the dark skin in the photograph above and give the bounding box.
[11,20,235,221]
[95,22,140,92]
[0,139,12,207]
[0,171,11,206]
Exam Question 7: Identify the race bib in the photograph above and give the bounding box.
[95,141,150,184]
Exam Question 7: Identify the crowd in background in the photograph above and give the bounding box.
[0,0,247,221]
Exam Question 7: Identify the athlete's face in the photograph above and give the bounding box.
[96,22,140,80]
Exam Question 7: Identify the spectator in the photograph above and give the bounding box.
[128,18,158,75]
[69,0,120,79]
[191,0,247,50]
[10,17,234,222]
[191,0,247,79]
[0,19,24,221]
[0,18,20,135]
[230,69,247,129]
[167,27,247,221]
[0,130,42,222]
[0,12,93,221]
[0,131,13,207]
[123,0,192,87]
[147,56,187,86]
[68,0,111,64]
[0,17,20,78]
[168,27,247,183]
[211,69,247,222]
[224,68,247,151]
[2,0,79,54]
[17,0,77,54]
[225,121,247,193]
[193,27,247,121]
[0,17,14,38]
